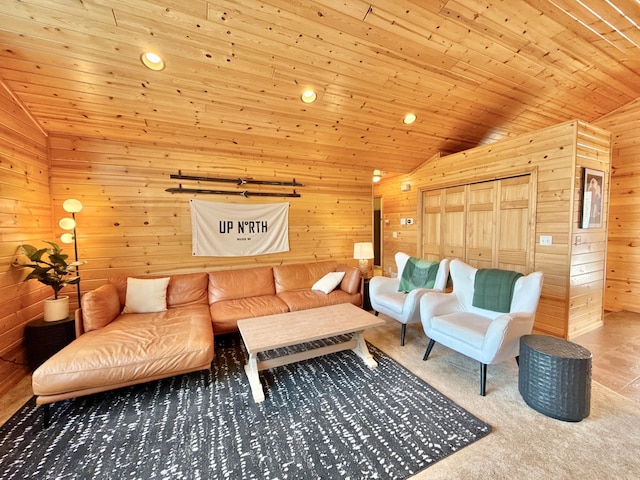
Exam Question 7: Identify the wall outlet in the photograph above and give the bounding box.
[540,235,552,246]
[407,218,414,225]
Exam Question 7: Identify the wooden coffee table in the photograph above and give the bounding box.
[237,303,385,402]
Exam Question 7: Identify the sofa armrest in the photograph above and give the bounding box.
[80,282,121,333]
[336,264,361,295]
[74,308,84,337]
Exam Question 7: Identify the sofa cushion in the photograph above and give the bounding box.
[81,283,121,332]
[165,272,209,307]
[336,264,361,295]
[122,277,170,314]
[278,289,361,312]
[109,272,209,308]
[32,304,214,397]
[208,266,275,303]
[273,261,337,293]
[312,271,345,294]
[209,295,289,334]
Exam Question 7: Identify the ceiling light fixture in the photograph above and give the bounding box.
[403,113,417,124]
[301,90,317,103]
[140,52,165,71]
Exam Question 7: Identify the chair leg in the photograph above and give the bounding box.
[400,324,406,346]
[423,339,436,361]
[480,363,487,396]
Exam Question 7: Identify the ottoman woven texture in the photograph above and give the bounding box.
[518,334,592,422]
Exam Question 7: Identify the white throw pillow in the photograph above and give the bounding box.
[312,271,345,295]
[122,277,170,313]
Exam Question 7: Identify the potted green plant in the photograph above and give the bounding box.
[13,241,85,322]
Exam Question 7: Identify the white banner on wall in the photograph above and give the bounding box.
[190,199,289,257]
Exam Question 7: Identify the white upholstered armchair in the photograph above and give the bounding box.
[369,253,450,346]
[420,259,543,395]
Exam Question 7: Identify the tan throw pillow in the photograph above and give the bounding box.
[312,271,345,294]
[122,277,170,313]
[81,283,121,332]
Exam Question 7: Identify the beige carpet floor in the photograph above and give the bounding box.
[364,317,640,480]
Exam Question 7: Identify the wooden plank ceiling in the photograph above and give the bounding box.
[1,0,639,174]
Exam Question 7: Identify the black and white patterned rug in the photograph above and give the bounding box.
[0,335,491,479]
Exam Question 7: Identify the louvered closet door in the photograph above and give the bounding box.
[421,186,465,261]
[496,176,533,273]
[420,175,533,271]
[442,186,466,260]
[422,190,442,261]
[465,182,496,269]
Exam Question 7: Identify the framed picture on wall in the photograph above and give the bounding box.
[581,168,605,229]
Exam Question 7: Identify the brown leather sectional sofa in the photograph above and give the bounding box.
[208,261,361,334]
[32,260,362,409]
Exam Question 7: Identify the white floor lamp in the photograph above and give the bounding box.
[59,199,83,308]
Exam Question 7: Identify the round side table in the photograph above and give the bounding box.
[518,334,592,422]
[24,316,76,371]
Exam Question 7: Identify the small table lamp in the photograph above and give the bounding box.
[353,242,374,278]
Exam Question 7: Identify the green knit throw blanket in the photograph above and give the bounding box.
[472,268,523,313]
[398,257,439,293]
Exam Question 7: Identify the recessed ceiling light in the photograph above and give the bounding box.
[403,113,416,124]
[301,90,317,103]
[141,52,165,71]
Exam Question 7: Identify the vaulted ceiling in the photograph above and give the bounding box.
[1,0,640,174]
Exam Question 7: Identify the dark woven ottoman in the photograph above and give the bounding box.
[518,334,592,422]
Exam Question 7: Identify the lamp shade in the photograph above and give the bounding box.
[63,198,83,213]
[59,217,76,230]
[353,242,374,260]
[60,233,74,244]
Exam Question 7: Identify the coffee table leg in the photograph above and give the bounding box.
[244,352,265,403]
[352,332,378,368]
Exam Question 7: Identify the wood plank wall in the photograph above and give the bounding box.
[374,120,611,339]
[568,122,611,338]
[1,83,373,396]
[47,136,373,293]
[595,99,640,313]
[0,82,50,397]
